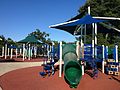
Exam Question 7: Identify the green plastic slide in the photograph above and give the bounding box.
[62,44,82,88]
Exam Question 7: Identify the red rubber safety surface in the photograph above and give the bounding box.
[0,66,120,90]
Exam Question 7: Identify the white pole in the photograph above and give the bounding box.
[115,45,118,62]
[34,46,37,58]
[16,48,17,58]
[92,23,95,58]
[76,41,80,61]
[5,44,7,59]
[2,46,4,57]
[81,25,84,47]
[95,23,97,58]
[23,44,25,61]
[106,46,108,60]
[88,6,90,15]
[28,44,30,60]
[93,16,120,20]
[95,23,97,45]
[82,63,85,75]
[47,45,50,60]
[10,45,13,59]
[59,42,62,77]
[8,48,10,56]
[102,45,105,73]
[115,45,119,71]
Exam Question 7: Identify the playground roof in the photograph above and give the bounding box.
[49,14,120,35]
[18,34,42,44]
[49,14,106,35]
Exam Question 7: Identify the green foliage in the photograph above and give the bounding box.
[78,0,120,46]
[0,35,6,47]
[0,35,17,53]
[30,29,51,44]
[79,0,120,29]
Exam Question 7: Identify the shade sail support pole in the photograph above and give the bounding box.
[95,23,97,58]
[59,42,62,77]
[5,44,7,59]
[88,6,90,15]
[92,23,95,58]
[23,44,25,61]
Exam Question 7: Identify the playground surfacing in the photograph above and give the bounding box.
[0,66,120,90]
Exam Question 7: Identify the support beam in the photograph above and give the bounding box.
[5,44,7,59]
[59,42,62,77]
[23,44,25,61]
[95,23,97,45]
[92,23,95,58]
[10,45,13,59]
[82,63,85,75]
[76,41,80,61]
[34,46,37,58]
[2,46,4,57]
[95,23,97,58]
[28,44,31,60]
[115,45,119,71]
[102,45,105,73]
[88,6,90,15]
[115,45,118,63]
[93,16,120,20]
[81,25,84,47]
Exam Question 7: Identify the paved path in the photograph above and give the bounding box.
[0,62,44,76]
[0,62,44,90]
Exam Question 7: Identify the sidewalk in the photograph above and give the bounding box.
[0,62,43,76]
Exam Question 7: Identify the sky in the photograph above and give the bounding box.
[0,0,86,42]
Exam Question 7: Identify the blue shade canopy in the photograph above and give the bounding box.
[49,14,106,35]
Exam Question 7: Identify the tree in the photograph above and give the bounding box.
[0,35,5,48]
[7,38,16,45]
[79,0,120,29]
[30,29,51,44]
[78,0,120,46]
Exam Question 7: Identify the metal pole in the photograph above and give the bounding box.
[88,6,90,15]
[102,45,105,73]
[92,23,95,58]
[34,46,37,58]
[115,45,118,71]
[23,44,25,61]
[28,44,30,60]
[59,42,62,77]
[5,44,7,59]
[115,45,118,62]
[10,45,13,59]
[2,46,4,57]
[76,41,80,61]
[81,25,84,47]
[95,23,97,58]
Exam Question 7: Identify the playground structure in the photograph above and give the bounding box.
[39,40,120,88]
[0,44,19,59]
[0,5,120,89]
[46,6,120,88]
[0,35,46,61]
